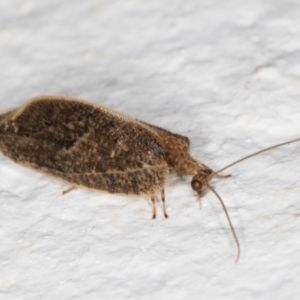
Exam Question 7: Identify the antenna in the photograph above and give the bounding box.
[208,137,300,262]
[215,137,300,175]
[208,184,240,263]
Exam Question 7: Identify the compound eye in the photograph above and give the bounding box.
[191,178,202,192]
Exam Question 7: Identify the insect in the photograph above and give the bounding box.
[0,95,299,262]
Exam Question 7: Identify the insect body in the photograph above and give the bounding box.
[0,96,299,261]
[0,96,213,216]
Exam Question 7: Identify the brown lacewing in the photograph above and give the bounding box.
[0,95,299,262]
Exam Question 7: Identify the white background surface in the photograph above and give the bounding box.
[0,1,300,299]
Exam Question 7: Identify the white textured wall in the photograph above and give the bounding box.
[0,1,300,299]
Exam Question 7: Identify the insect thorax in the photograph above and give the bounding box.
[160,134,212,178]
[160,135,194,176]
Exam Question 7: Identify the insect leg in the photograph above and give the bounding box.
[151,196,156,219]
[161,189,168,218]
[62,186,77,195]
[213,174,231,179]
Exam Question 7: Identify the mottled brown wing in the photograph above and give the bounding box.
[138,120,190,149]
[0,97,169,196]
